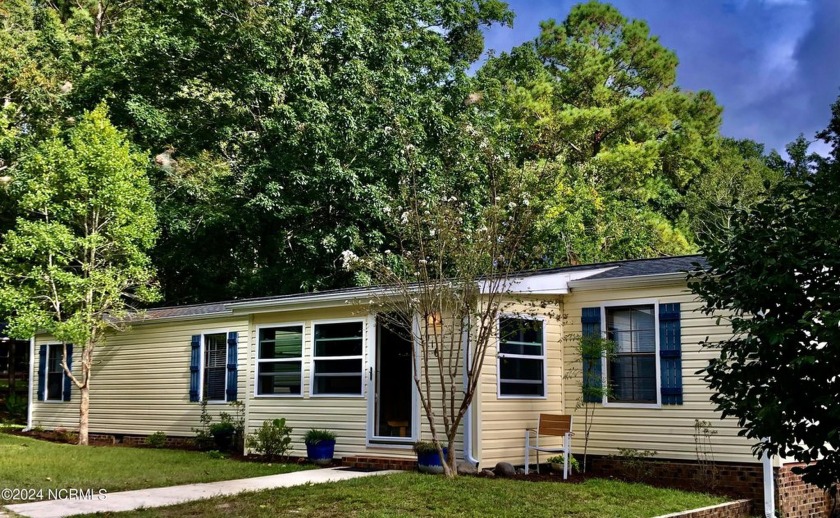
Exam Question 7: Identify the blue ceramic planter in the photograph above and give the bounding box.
[306,440,336,466]
[417,447,448,474]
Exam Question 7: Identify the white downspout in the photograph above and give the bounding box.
[762,438,775,518]
[25,336,35,431]
[462,317,479,467]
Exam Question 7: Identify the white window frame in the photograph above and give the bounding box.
[310,317,367,398]
[496,313,548,400]
[254,322,305,398]
[200,328,231,404]
[43,343,67,403]
[366,313,420,447]
[600,299,661,409]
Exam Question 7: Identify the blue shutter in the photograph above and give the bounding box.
[189,335,200,402]
[38,345,47,401]
[581,307,602,403]
[659,303,683,405]
[226,331,238,402]
[63,344,73,401]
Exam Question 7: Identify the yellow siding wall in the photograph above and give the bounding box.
[476,297,566,467]
[560,282,758,464]
[247,306,462,460]
[31,316,250,436]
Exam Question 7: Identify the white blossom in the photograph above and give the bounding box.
[340,250,358,271]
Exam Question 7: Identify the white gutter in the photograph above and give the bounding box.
[226,286,394,311]
[762,439,775,518]
[25,336,35,431]
[462,317,479,468]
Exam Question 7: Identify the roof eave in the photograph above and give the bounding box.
[567,271,689,291]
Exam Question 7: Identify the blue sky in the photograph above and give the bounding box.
[480,0,840,156]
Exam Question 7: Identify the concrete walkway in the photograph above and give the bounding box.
[5,467,398,518]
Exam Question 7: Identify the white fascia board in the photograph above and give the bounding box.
[481,267,617,295]
[226,286,402,314]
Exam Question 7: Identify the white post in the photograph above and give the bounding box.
[762,438,775,518]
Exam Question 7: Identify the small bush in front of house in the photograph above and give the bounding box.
[612,448,658,483]
[412,441,440,455]
[303,429,336,445]
[146,431,167,448]
[192,400,246,452]
[192,400,215,451]
[246,418,293,461]
[547,454,580,473]
[4,393,27,423]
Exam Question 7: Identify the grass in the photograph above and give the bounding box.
[0,432,310,502]
[103,472,727,518]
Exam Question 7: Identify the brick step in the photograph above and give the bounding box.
[342,455,416,471]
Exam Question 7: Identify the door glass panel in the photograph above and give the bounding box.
[374,320,413,439]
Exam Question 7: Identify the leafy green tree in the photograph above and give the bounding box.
[0,106,159,445]
[684,138,783,247]
[74,0,512,304]
[475,1,724,265]
[0,0,96,232]
[690,97,840,495]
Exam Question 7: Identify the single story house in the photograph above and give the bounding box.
[25,255,830,517]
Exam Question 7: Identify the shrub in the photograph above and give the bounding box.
[206,450,226,459]
[192,400,215,451]
[146,431,167,448]
[192,400,246,452]
[612,448,658,483]
[209,421,236,451]
[303,429,336,445]
[246,418,293,461]
[547,454,580,473]
[4,393,27,422]
[412,441,441,455]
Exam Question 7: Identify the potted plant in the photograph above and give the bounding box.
[413,441,448,474]
[304,429,337,466]
[547,454,580,474]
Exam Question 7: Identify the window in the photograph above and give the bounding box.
[498,317,545,397]
[312,321,364,396]
[606,305,657,404]
[203,332,228,401]
[257,325,303,396]
[46,344,66,401]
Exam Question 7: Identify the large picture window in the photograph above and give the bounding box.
[312,321,364,396]
[257,325,303,396]
[498,317,545,397]
[203,332,228,402]
[606,305,657,404]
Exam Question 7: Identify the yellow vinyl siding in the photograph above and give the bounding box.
[247,306,462,460]
[477,297,565,467]
[31,316,250,436]
[248,306,371,458]
[561,282,758,464]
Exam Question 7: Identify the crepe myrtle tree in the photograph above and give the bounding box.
[344,153,558,477]
[0,105,159,445]
[690,111,840,495]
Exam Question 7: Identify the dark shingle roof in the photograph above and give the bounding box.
[577,255,706,280]
[136,255,707,321]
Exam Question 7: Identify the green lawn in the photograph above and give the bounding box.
[104,472,726,518]
[0,433,309,502]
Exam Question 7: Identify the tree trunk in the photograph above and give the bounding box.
[78,383,90,445]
